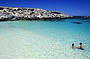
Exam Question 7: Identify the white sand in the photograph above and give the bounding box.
[0,27,88,59]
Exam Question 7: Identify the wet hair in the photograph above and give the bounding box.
[72,43,74,46]
[80,42,82,45]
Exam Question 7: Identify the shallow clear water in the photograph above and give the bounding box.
[0,19,90,59]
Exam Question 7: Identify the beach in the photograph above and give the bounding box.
[0,19,90,59]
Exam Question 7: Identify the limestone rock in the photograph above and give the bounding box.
[0,7,71,21]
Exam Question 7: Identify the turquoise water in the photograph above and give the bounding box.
[0,19,90,59]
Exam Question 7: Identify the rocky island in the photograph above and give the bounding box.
[0,7,71,21]
[0,7,90,21]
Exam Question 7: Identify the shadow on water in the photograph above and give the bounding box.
[0,18,90,24]
[34,18,67,22]
[0,18,67,22]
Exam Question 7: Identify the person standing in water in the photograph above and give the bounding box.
[78,42,84,50]
[72,43,76,48]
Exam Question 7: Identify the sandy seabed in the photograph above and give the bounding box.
[0,20,90,59]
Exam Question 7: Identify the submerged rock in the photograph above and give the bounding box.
[72,22,83,24]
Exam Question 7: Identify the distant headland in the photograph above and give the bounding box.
[0,7,90,21]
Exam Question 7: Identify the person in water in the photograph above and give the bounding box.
[72,43,76,48]
[78,42,84,50]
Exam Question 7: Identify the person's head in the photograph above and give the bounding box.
[80,42,82,45]
[72,43,74,46]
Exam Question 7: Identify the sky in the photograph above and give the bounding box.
[0,0,90,16]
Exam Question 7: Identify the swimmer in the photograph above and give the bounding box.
[72,43,76,48]
[78,42,84,50]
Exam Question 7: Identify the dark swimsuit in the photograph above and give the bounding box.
[80,48,84,50]
[79,46,84,50]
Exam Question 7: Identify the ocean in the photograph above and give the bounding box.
[0,19,90,59]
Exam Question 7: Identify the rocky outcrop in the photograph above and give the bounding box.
[0,7,70,21]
